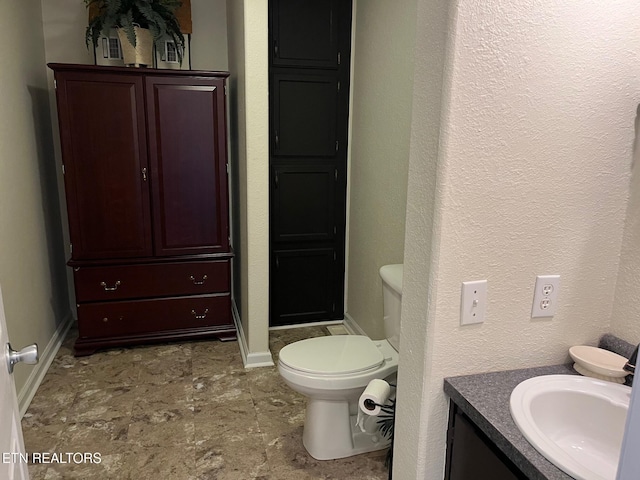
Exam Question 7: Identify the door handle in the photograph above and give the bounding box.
[6,343,38,374]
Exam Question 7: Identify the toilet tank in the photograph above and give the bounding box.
[379,264,403,352]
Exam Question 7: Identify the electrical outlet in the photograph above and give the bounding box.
[531,275,560,318]
[460,280,487,325]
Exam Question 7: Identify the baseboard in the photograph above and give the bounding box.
[268,320,344,331]
[343,312,368,336]
[231,301,274,369]
[18,312,74,417]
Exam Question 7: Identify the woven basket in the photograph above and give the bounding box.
[117,27,153,67]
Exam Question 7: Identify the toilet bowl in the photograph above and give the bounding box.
[277,264,403,460]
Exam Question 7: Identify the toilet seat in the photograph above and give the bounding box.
[278,335,384,375]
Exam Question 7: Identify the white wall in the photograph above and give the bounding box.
[226,0,271,366]
[611,111,640,343]
[395,1,640,478]
[0,2,70,393]
[345,0,417,339]
[191,0,229,70]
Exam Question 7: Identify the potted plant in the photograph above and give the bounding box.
[84,0,185,67]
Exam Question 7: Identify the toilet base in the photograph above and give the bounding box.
[302,398,391,460]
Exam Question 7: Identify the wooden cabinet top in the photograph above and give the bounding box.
[48,63,230,79]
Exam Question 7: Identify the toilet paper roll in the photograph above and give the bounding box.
[358,379,392,417]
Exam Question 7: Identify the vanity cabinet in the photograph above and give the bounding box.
[50,64,235,355]
[445,402,527,480]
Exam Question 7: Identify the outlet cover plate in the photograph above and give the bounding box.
[460,280,487,326]
[531,274,560,318]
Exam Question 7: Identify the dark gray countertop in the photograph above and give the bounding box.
[443,335,635,480]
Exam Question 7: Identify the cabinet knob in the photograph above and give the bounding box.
[142,167,148,181]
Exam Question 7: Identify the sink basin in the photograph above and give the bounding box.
[510,375,631,480]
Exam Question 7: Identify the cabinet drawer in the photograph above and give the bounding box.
[74,260,230,302]
[77,294,232,338]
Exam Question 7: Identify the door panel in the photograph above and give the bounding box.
[0,286,29,480]
[271,0,339,68]
[56,72,152,260]
[272,73,339,157]
[146,76,229,256]
[272,165,336,242]
[272,248,337,326]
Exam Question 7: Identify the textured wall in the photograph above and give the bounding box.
[611,108,640,344]
[396,1,640,478]
[242,0,270,355]
[226,0,248,331]
[0,1,69,393]
[226,0,270,356]
[345,0,416,339]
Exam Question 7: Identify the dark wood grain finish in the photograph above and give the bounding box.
[77,294,232,338]
[49,64,235,355]
[146,76,229,256]
[270,0,339,69]
[73,259,230,302]
[272,165,336,242]
[55,71,152,260]
[271,247,338,325]
[268,1,352,326]
[272,72,339,157]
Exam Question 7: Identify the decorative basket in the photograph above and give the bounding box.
[117,26,153,67]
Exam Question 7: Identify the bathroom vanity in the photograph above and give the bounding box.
[444,364,578,480]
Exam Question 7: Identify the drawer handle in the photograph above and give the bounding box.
[190,275,208,285]
[191,308,209,319]
[100,280,121,291]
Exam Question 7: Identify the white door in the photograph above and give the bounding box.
[0,285,29,480]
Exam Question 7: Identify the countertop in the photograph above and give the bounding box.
[443,335,635,480]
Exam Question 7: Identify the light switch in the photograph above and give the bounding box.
[460,280,487,326]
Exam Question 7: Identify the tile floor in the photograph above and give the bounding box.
[21,325,389,479]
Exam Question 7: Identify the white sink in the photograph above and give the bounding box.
[510,375,631,480]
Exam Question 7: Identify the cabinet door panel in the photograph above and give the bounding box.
[146,77,229,256]
[271,248,337,326]
[272,165,336,242]
[56,72,152,260]
[272,73,338,157]
[271,0,339,68]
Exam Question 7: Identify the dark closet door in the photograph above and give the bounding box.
[55,72,152,260]
[145,76,229,256]
[272,248,338,325]
[269,0,352,327]
[271,0,340,69]
[272,165,337,243]
[272,73,339,157]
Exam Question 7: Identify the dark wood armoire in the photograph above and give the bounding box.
[49,64,235,356]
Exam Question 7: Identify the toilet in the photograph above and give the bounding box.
[277,264,403,460]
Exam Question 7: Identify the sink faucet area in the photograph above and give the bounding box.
[510,375,631,480]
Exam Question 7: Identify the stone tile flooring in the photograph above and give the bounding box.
[22,326,388,479]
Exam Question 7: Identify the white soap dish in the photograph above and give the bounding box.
[569,345,628,383]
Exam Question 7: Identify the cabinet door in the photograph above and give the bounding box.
[271,0,340,68]
[272,73,339,157]
[55,72,152,260]
[146,76,229,256]
[272,165,337,243]
[271,248,339,326]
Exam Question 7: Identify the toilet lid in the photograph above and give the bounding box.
[279,336,384,375]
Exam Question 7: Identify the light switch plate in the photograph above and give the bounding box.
[460,280,487,326]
